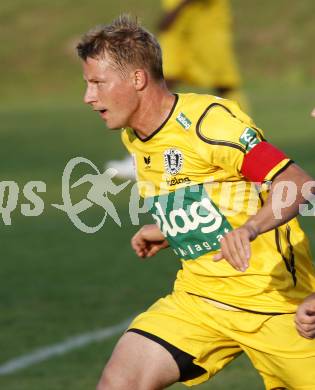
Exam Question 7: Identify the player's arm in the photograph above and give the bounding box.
[158,0,206,32]
[195,102,314,272]
[214,163,315,271]
[294,109,315,339]
[131,224,169,259]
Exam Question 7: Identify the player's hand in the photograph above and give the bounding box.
[131,224,169,259]
[295,293,315,339]
[212,223,259,272]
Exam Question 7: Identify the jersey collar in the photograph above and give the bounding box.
[133,94,179,143]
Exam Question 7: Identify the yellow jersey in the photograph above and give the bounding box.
[122,93,315,313]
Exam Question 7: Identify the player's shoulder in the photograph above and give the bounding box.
[177,92,246,119]
[194,96,261,143]
[176,93,223,125]
[178,93,252,134]
[178,92,219,108]
[195,95,252,127]
[176,93,265,155]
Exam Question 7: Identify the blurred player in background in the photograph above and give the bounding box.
[159,0,246,105]
[78,16,315,390]
[107,0,248,179]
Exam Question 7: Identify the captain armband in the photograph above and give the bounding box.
[241,141,292,183]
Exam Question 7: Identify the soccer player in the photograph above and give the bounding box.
[106,0,247,180]
[77,16,315,390]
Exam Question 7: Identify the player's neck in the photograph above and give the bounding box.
[130,82,176,139]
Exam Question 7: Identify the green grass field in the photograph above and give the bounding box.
[0,83,314,390]
[0,1,314,389]
[0,0,313,103]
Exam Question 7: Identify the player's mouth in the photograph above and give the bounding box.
[97,109,108,119]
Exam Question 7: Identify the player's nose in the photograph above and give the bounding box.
[84,85,97,105]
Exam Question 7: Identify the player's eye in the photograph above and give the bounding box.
[97,81,106,86]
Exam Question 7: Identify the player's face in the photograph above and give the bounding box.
[82,56,139,129]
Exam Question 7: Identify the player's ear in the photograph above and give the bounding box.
[132,69,147,91]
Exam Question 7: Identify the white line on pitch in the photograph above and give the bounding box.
[0,317,133,375]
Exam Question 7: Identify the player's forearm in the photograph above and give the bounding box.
[143,224,166,241]
[244,164,314,236]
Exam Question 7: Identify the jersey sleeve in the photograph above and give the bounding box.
[195,102,292,182]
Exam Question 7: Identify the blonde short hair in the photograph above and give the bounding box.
[77,14,164,80]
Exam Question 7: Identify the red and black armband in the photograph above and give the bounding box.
[241,141,291,182]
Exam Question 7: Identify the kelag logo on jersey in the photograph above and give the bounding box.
[239,128,260,152]
[148,184,232,260]
[176,112,192,130]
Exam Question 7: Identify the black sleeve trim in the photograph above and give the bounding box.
[274,226,297,286]
[196,102,266,153]
[269,160,294,181]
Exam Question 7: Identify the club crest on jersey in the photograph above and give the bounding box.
[164,149,183,175]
